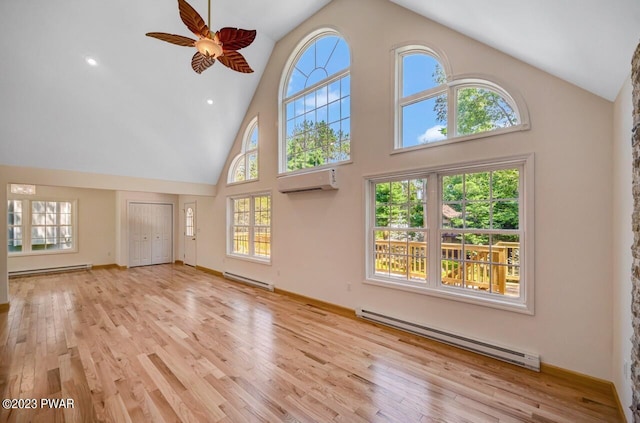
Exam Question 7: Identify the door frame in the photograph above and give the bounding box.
[127,201,174,268]
[184,202,197,267]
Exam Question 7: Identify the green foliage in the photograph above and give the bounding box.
[456,88,517,135]
[432,64,517,138]
[375,179,425,240]
[287,121,350,171]
[442,169,520,244]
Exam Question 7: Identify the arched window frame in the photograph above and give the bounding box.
[394,45,530,152]
[228,116,259,184]
[278,28,351,174]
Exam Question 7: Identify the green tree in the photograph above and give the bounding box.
[442,169,519,244]
[432,65,517,138]
[287,121,350,171]
[375,179,425,240]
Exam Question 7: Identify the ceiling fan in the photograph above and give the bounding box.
[146,0,256,74]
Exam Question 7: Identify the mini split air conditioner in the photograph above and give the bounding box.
[277,168,338,193]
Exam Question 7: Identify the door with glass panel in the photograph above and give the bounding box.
[184,202,196,267]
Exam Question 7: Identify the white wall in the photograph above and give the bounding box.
[7,185,116,272]
[612,75,633,422]
[176,195,216,267]
[115,191,180,267]
[196,0,615,379]
[0,164,216,304]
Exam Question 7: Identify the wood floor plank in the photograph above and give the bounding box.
[0,265,624,423]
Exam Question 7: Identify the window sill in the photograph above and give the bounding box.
[226,253,271,266]
[226,177,259,187]
[9,248,78,258]
[278,160,353,177]
[363,277,532,315]
[392,124,529,155]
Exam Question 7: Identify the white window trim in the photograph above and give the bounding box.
[8,198,79,257]
[394,44,530,151]
[228,116,259,185]
[226,191,272,265]
[278,27,351,175]
[364,154,534,314]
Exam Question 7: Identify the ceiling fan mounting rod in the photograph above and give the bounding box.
[207,0,211,30]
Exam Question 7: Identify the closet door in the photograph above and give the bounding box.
[152,204,173,264]
[129,203,172,267]
[129,203,152,267]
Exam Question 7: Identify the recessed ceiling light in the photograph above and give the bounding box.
[85,57,98,66]
[206,99,214,105]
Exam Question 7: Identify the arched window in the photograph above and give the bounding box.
[396,46,527,150]
[228,117,259,184]
[280,29,350,173]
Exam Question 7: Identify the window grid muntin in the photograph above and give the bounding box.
[367,161,526,306]
[282,31,351,173]
[229,193,271,261]
[229,118,259,184]
[31,201,72,251]
[8,200,23,252]
[438,166,522,298]
[8,199,76,255]
[185,207,195,237]
[372,178,428,282]
[284,72,350,171]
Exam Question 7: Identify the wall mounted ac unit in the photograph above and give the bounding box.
[277,168,338,193]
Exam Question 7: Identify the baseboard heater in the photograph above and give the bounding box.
[356,308,540,371]
[9,263,93,277]
[222,272,274,291]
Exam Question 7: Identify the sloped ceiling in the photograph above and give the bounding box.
[1,0,638,185]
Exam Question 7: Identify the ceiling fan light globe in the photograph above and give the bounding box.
[195,38,222,58]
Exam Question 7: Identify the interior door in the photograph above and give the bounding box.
[129,203,172,267]
[152,204,173,265]
[184,202,196,267]
[129,203,151,267]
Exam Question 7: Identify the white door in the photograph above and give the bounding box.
[152,204,173,265]
[184,202,196,267]
[129,203,173,267]
[129,203,151,267]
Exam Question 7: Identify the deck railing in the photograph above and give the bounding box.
[374,240,520,294]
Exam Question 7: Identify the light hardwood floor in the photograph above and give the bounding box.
[0,265,623,422]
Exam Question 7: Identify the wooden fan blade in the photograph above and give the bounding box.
[216,27,256,51]
[218,50,253,73]
[146,32,196,47]
[178,0,211,39]
[191,51,216,74]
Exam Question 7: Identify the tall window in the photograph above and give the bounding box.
[8,200,23,253]
[280,30,350,173]
[228,117,259,183]
[228,193,271,262]
[366,157,532,313]
[396,46,526,149]
[7,199,77,254]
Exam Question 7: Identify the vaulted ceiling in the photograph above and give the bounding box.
[1,0,638,185]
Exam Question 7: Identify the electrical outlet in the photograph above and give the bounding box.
[347,283,351,292]
[624,361,630,378]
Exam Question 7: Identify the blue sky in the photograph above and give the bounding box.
[286,37,448,147]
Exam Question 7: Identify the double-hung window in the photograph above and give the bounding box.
[228,193,271,262]
[366,156,533,313]
[7,199,77,255]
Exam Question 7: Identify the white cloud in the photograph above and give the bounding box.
[418,125,446,143]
